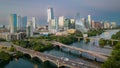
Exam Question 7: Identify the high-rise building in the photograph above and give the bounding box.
[104,22,110,28]
[47,7,54,33]
[17,15,22,31]
[69,19,75,29]
[111,22,116,28]
[81,18,88,28]
[94,22,102,29]
[91,20,95,28]
[64,18,70,30]
[49,19,58,34]
[58,16,64,30]
[47,8,54,23]
[88,15,92,28]
[26,21,33,37]
[75,13,87,32]
[22,16,27,31]
[10,14,17,33]
[32,17,36,30]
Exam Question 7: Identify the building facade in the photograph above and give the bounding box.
[10,14,17,33]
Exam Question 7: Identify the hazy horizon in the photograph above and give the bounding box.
[0,0,120,26]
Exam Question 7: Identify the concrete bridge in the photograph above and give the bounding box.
[76,37,120,42]
[15,45,97,68]
[76,37,120,45]
[51,41,109,61]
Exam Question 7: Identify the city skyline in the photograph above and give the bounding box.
[0,0,120,25]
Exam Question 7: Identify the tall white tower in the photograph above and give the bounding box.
[47,8,54,23]
[32,17,36,30]
[88,15,92,28]
[58,16,64,28]
[47,7,54,33]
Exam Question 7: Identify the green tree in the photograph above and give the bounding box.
[102,43,120,68]
[0,51,11,61]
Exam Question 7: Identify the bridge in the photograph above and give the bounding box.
[15,45,97,68]
[51,41,109,61]
[76,37,120,42]
[76,36,120,45]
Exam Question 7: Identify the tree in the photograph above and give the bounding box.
[0,51,11,61]
[102,43,120,68]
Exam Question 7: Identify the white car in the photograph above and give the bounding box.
[64,58,69,61]
[60,57,64,59]
[72,63,76,66]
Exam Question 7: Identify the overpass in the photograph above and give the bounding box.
[15,45,97,68]
[51,41,109,61]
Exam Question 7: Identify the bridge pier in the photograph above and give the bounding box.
[57,61,60,68]
[106,40,109,45]
[78,38,80,42]
[68,48,71,53]
[91,38,95,45]
[84,38,87,43]
[94,56,97,61]
[59,46,62,51]
[112,41,114,46]
[79,51,82,57]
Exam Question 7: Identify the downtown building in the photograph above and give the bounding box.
[110,22,116,28]
[75,13,87,32]
[10,14,27,33]
[104,22,110,29]
[0,32,26,41]
[47,7,58,34]
[32,17,36,31]
[26,20,34,37]
[58,16,65,31]
[88,15,92,28]
[9,14,17,33]
[8,14,27,40]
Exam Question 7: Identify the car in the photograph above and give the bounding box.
[72,63,76,66]
[64,58,69,61]
[61,57,64,59]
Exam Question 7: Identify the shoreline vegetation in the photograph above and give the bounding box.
[99,31,120,47]
[102,31,120,68]
[87,29,104,37]
[0,45,23,68]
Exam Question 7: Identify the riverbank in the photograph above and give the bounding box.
[102,30,120,68]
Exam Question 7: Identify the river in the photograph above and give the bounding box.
[2,30,119,68]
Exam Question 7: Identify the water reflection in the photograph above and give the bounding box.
[34,64,38,68]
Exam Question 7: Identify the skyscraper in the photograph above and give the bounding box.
[111,22,116,28]
[58,16,64,30]
[104,22,110,28]
[26,21,33,37]
[10,14,17,33]
[64,18,70,30]
[88,15,92,28]
[47,7,54,33]
[70,19,75,29]
[91,20,95,28]
[47,8,54,23]
[32,17,36,30]
[49,19,58,34]
[22,16,27,31]
[75,13,87,32]
[17,15,22,31]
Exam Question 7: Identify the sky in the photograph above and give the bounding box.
[0,0,120,26]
